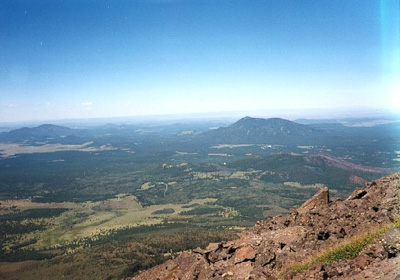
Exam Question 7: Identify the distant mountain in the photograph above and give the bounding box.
[0,124,81,143]
[201,117,322,144]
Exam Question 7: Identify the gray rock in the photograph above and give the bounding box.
[383,228,400,257]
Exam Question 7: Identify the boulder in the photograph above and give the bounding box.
[297,187,329,214]
[384,228,400,257]
[233,246,256,264]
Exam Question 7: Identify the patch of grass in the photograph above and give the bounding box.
[285,220,400,275]
[181,206,221,216]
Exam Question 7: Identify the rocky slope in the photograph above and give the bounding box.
[129,173,400,280]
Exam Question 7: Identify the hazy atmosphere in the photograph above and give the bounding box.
[1,0,399,123]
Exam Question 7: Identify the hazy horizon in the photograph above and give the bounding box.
[1,0,399,123]
[1,107,400,129]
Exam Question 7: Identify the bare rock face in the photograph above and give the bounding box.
[297,186,330,214]
[129,173,400,280]
[233,246,256,264]
[131,252,212,280]
[383,228,400,257]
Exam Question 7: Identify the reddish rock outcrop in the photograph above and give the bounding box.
[129,173,400,280]
[296,186,329,214]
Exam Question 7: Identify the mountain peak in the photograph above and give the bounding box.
[203,116,320,144]
[234,116,288,123]
[0,123,77,143]
[231,117,308,129]
[36,124,71,131]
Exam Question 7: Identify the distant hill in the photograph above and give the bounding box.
[227,153,391,191]
[308,153,392,174]
[201,117,322,144]
[0,124,82,143]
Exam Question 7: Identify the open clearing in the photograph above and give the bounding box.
[1,196,218,250]
[0,142,117,158]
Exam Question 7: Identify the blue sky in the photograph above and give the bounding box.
[1,0,399,122]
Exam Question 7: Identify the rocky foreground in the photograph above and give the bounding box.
[130,173,400,280]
